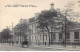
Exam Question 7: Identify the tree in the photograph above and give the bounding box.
[14,19,31,43]
[62,1,80,22]
[37,10,57,46]
[1,28,12,43]
[60,1,80,47]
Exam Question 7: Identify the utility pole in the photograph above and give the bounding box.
[12,22,14,45]
[64,10,67,47]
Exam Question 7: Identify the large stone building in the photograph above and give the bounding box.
[13,3,80,45]
[28,3,80,45]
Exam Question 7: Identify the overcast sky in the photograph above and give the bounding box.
[0,0,80,32]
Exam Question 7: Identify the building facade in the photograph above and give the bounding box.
[13,3,80,45]
[28,3,80,45]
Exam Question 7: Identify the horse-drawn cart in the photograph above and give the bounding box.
[21,41,30,48]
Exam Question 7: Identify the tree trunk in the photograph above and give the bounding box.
[20,35,21,43]
[19,32,21,43]
[42,29,44,45]
[46,26,50,46]
[43,34,44,44]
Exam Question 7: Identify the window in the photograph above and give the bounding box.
[35,24,36,33]
[66,33,70,39]
[58,22,62,25]
[35,36,36,40]
[40,35,41,40]
[74,31,79,39]
[59,33,63,39]
[53,34,55,40]
[32,36,33,40]
[32,25,33,34]
[51,33,55,43]
[46,35,47,40]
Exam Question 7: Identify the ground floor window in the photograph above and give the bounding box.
[40,35,41,40]
[74,31,79,42]
[53,34,56,40]
[46,35,47,40]
[51,33,55,44]
[66,32,70,42]
[59,33,63,42]
[59,33,63,39]
[35,36,36,40]
[74,31,79,39]
[66,32,70,39]
[32,36,33,40]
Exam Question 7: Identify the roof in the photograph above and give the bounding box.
[29,17,36,23]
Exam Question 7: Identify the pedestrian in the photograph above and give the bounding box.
[62,41,64,46]
[16,41,18,44]
[9,41,11,45]
[45,42,46,46]
[62,40,66,47]
[12,41,14,45]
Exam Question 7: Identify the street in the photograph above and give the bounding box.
[0,43,80,51]
[0,43,59,51]
[0,43,56,51]
[0,43,37,51]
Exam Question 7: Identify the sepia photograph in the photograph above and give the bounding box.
[0,0,80,51]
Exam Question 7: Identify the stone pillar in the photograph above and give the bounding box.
[56,33,59,42]
[70,31,74,43]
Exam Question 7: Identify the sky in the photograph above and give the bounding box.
[0,0,80,32]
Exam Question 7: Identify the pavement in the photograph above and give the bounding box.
[0,43,80,51]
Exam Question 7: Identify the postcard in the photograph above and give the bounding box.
[0,0,80,51]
